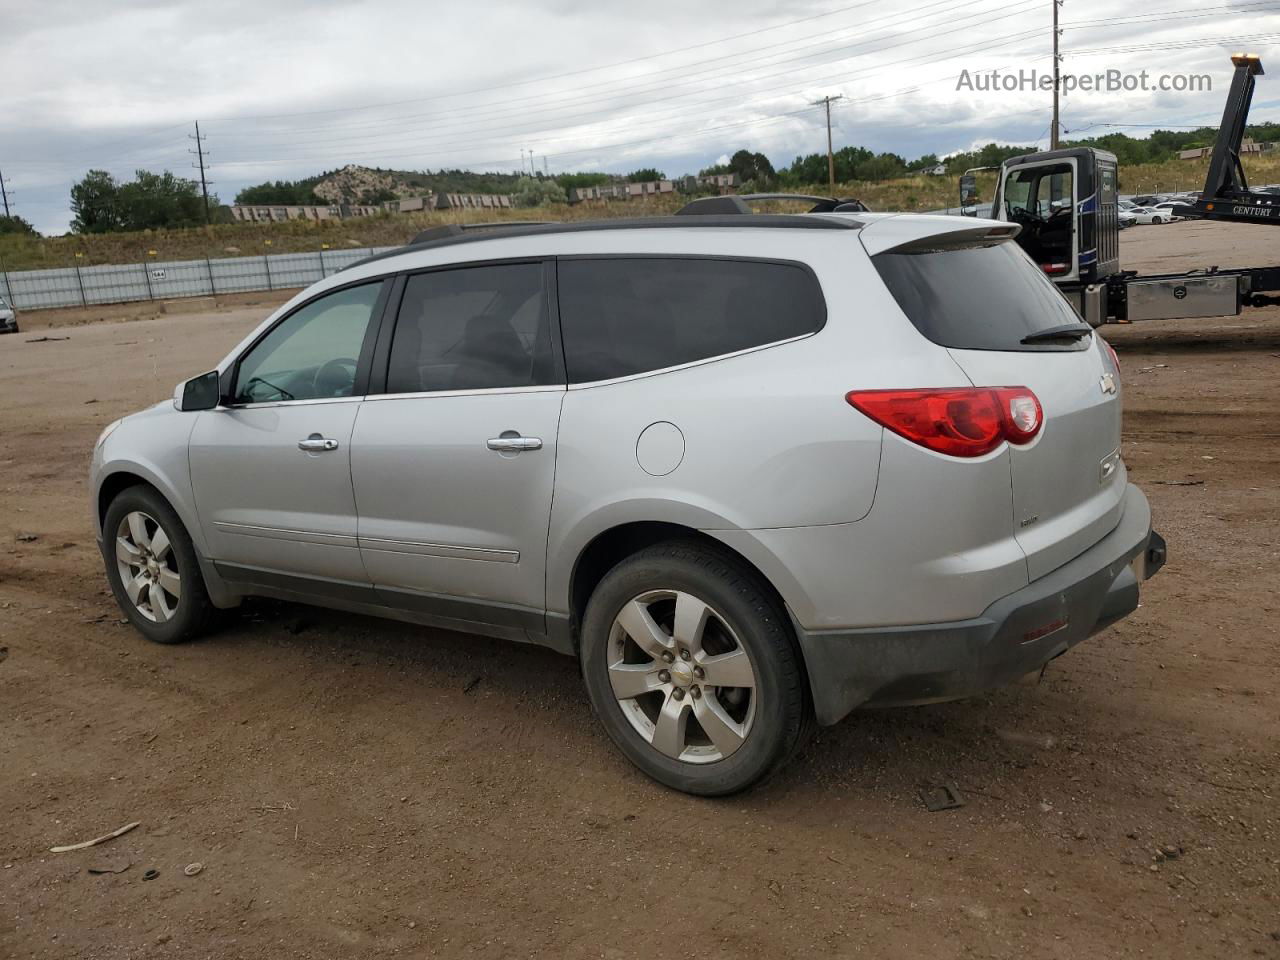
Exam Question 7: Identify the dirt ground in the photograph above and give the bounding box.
[2,220,1278,959]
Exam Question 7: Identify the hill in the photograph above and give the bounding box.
[235,166,532,206]
[7,153,1280,274]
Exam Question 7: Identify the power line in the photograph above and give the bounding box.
[812,95,845,193]
[213,0,1037,151]
[188,122,212,224]
[205,0,1251,170]
[209,0,897,124]
[1051,0,1063,149]
[210,3,1049,167]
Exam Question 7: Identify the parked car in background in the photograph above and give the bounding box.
[1130,206,1172,224]
[1150,202,1185,222]
[0,296,18,334]
[1118,209,1137,228]
[89,212,1165,795]
[1131,195,1160,206]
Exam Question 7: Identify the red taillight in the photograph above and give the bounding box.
[1102,338,1120,371]
[1041,262,1070,275]
[845,387,1043,458]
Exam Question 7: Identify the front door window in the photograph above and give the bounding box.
[234,283,383,403]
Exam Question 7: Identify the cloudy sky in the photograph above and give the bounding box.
[3,0,1280,234]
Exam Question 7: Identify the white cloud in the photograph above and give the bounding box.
[1,0,1275,233]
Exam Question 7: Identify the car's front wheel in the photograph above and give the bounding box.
[581,541,810,796]
[102,485,216,644]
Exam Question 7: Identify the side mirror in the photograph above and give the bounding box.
[959,175,980,216]
[177,370,220,411]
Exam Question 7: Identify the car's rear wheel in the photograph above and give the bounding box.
[103,485,216,644]
[581,541,810,796]
[1152,216,1163,224]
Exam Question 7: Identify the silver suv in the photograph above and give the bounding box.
[91,212,1165,795]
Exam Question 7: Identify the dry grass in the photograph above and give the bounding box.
[6,153,1280,273]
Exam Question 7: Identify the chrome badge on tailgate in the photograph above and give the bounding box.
[1099,448,1121,484]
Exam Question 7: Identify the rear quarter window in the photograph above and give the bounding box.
[557,257,825,383]
[873,240,1085,351]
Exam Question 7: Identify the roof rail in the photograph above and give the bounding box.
[345,214,862,271]
[410,220,556,245]
[677,193,869,216]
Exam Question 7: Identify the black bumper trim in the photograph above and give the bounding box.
[796,484,1163,726]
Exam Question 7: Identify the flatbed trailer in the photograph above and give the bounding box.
[974,54,1280,325]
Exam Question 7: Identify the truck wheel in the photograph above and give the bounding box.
[580,540,810,796]
[102,485,217,644]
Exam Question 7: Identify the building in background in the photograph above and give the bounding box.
[676,173,741,193]
[435,193,516,210]
[1179,138,1277,160]
[627,180,675,198]
[568,183,631,203]
[230,203,381,223]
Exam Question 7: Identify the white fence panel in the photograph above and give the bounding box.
[0,245,398,311]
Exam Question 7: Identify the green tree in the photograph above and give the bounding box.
[71,169,212,233]
[235,179,324,205]
[70,170,122,234]
[555,172,610,191]
[116,170,208,230]
[513,176,567,207]
[728,149,775,186]
[360,187,398,205]
[0,214,37,237]
[627,167,666,182]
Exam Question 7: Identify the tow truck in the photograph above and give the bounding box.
[962,54,1280,324]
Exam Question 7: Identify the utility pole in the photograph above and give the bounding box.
[189,121,212,224]
[0,169,11,218]
[812,95,844,195]
[1051,0,1062,149]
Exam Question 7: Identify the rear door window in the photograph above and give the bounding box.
[386,262,559,393]
[872,240,1086,352]
[557,257,825,383]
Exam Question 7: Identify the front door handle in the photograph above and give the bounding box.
[486,436,542,452]
[298,435,339,452]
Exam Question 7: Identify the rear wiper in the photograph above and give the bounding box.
[1021,324,1092,344]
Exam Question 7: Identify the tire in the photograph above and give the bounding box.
[580,540,811,796]
[102,485,217,644]
[1152,216,1163,224]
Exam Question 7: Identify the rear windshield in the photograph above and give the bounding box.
[873,241,1086,351]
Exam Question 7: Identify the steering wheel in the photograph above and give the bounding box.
[313,357,358,397]
[1007,202,1046,228]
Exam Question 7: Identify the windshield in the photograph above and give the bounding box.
[873,240,1088,352]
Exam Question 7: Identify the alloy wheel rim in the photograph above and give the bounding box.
[607,589,758,764]
[114,511,181,624]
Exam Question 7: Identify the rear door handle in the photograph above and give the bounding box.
[298,435,339,452]
[486,436,542,452]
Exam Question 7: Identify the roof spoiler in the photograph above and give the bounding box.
[677,193,869,216]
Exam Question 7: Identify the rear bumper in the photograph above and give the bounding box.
[797,483,1165,726]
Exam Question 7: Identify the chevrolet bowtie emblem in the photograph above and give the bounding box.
[1100,372,1117,395]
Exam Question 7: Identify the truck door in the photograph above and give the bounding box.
[995,160,1078,281]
